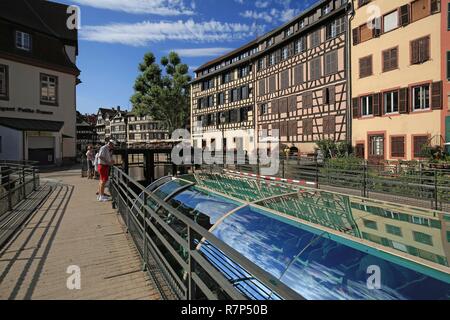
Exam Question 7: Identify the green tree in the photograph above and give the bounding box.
[131,51,191,134]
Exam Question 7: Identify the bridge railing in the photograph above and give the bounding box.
[109,166,304,301]
[0,162,40,246]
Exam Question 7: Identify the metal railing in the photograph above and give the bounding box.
[200,158,450,211]
[109,166,304,300]
[0,162,40,247]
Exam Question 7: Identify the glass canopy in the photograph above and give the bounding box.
[142,173,450,300]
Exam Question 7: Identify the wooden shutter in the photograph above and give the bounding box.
[399,88,409,114]
[411,39,419,64]
[280,98,288,114]
[303,119,313,135]
[303,92,312,108]
[288,95,297,113]
[288,120,297,137]
[280,121,288,136]
[328,86,336,104]
[373,93,382,116]
[414,135,429,158]
[272,99,279,115]
[323,116,335,135]
[391,137,405,158]
[431,81,443,110]
[294,64,303,85]
[352,97,360,119]
[281,70,289,90]
[352,28,360,45]
[422,36,430,62]
[269,76,276,93]
[400,4,410,26]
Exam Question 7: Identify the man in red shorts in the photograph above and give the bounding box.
[97,139,116,202]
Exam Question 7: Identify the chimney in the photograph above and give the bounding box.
[117,106,121,112]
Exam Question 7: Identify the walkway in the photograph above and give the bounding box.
[0,168,162,300]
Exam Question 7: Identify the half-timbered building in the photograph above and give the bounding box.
[191,0,351,155]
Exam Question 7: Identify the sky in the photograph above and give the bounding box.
[58,0,320,114]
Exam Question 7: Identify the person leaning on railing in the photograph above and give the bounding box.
[96,140,116,202]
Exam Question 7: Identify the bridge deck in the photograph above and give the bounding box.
[0,169,162,300]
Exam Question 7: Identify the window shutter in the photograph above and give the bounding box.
[288,95,297,113]
[382,50,390,72]
[280,98,288,114]
[288,120,297,137]
[323,87,329,104]
[272,99,279,115]
[430,0,440,14]
[423,36,430,62]
[400,5,410,26]
[411,40,419,64]
[373,93,382,116]
[399,88,409,114]
[372,18,381,37]
[352,97,359,119]
[352,28,359,45]
[431,81,443,110]
[294,65,303,84]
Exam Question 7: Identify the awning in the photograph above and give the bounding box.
[0,117,64,132]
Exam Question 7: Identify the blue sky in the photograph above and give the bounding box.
[59,0,320,114]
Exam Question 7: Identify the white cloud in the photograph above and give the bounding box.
[255,1,270,8]
[72,0,195,16]
[240,10,273,23]
[172,47,234,57]
[80,19,265,46]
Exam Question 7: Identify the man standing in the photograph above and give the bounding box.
[97,140,116,202]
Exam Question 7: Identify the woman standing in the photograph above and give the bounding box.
[86,145,95,179]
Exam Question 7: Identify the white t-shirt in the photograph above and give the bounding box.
[98,145,112,165]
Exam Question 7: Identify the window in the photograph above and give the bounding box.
[258,79,265,96]
[447,51,450,80]
[448,2,450,30]
[413,135,429,158]
[370,135,384,157]
[241,86,249,99]
[310,29,321,48]
[324,51,338,75]
[281,46,289,60]
[303,118,313,135]
[285,28,293,38]
[40,74,58,104]
[383,11,399,33]
[302,92,313,108]
[411,0,430,22]
[294,37,306,54]
[16,31,31,51]
[257,58,265,71]
[363,219,378,230]
[266,37,274,47]
[412,84,430,110]
[391,136,405,158]
[217,92,225,105]
[411,36,430,64]
[310,57,322,81]
[386,225,402,237]
[326,17,346,39]
[384,90,399,114]
[260,103,269,115]
[0,65,8,99]
[358,0,371,8]
[383,47,398,72]
[269,76,276,93]
[413,231,433,246]
[323,115,335,135]
[359,55,372,78]
[361,95,373,116]
[269,53,276,66]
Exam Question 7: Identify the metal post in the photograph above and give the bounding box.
[7,179,12,211]
[187,226,195,300]
[142,191,148,271]
[434,169,438,211]
[362,163,367,198]
[315,157,319,188]
[22,167,26,199]
[32,167,37,191]
[282,157,285,179]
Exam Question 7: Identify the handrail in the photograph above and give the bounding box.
[109,166,304,301]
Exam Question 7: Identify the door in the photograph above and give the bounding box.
[28,148,54,165]
[368,134,385,164]
[355,143,365,159]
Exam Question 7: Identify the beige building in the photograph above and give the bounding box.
[351,0,446,162]
[0,0,79,165]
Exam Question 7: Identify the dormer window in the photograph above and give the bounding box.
[16,31,31,51]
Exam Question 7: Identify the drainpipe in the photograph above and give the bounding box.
[347,0,356,146]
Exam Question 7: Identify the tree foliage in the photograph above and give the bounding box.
[131,52,191,134]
